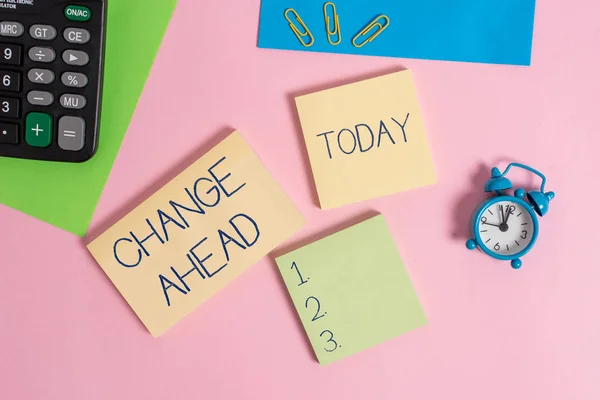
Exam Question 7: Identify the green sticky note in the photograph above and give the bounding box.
[276,215,427,365]
[0,0,177,236]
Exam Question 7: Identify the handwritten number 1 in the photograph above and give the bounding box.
[320,330,339,352]
[291,261,308,286]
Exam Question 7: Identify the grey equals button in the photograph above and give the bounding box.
[58,116,86,151]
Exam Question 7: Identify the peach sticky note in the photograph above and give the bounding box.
[295,70,436,209]
[87,132,305,337]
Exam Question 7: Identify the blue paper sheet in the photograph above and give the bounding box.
[258,0,536,65]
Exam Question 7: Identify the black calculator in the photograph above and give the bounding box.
[0,0,106,163]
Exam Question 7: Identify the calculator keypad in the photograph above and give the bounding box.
[0,0,106,162]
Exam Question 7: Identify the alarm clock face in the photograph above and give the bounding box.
[475,198,538,258]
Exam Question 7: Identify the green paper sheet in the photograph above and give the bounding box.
[276,215,427,365]
[0,0,177,236]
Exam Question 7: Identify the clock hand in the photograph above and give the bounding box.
[483,222,501,228]
[499,205,505,224]
[505,207,513,224]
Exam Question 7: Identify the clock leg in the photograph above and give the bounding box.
[466,239,477,250]
[511,259,523,269]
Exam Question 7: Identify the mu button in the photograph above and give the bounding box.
[26,112,53,148]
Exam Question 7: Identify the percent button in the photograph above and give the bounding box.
[61,72,88,88]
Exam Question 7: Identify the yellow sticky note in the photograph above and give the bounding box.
[295,70,436,209]
[87,132,305,337]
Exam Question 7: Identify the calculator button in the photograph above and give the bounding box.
[65,5,92,22]
[0,97,19,118]
[58,116,85,151]
[0,123,19,144]
[25,112,52,148]
[28,47,56,63]
[64,28,90,44]
[0,70,20,92]
[61,72,88,88]
[0,22,24,37]
[27,91,54,106]
[29,25,57,41]
[28,68,55,84]
[0,43,22,65]
[63,49,89,66]
[60,94,86,109]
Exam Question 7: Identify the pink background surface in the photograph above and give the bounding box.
[1,0,599,398]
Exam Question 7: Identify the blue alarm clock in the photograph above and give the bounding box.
[466,163,555,269]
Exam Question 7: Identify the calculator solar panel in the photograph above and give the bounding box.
[0,0,106,162]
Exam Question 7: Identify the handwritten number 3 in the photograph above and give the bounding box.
[320,330,339,352]
[305,296,326,322]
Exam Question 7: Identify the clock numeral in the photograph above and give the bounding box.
[481,216,487,223]
[494,242,500,251]
[521,230,528,240]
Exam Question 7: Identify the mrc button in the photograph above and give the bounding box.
[64,5,92,22]
[0,21,24,37]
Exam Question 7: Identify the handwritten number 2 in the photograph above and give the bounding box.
[320,330,339,352]
[305,296,326,321]
[290,261,308,286]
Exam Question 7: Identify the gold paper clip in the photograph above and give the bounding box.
[284,8,314,47]
[323,2,341,45]
[352,15,390,48]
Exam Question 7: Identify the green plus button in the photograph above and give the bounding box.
[26,113,53,148]
[65,5,92,22]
